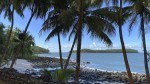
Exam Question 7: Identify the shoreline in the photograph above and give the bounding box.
[0,56,147,84]
[33,55,146,74]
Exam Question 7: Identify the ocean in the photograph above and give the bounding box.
[38,53,150,73]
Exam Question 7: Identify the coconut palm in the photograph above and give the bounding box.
[50,1,117,81]
[118,1,134,83]
[0,0,26,65]
[9,29,34,68]
[125,0,150,82]
[12,0,52,68]
[102,0,134,83]
[40,0,70,70]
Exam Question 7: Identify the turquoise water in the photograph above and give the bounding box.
[38,53,150,73]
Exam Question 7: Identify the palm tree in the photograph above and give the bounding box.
[9,29,34,68]
[56,1,117,81]
[126,0,150,82]
[0,0,25,65]
[102,0,134,83]
[75,0,83,81]
[13,0,52,68]
[40,0,70,70]
[118,1,133,83]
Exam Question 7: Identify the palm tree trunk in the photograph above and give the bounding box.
[57,32,63,70]
[10,46,20,68]
[141,12,150,82]
[1,7,14,65]
[10,55,17,69]
[119,0,134,84]
[24,9,36,34]
[75,0,83,81]
[64,33,77,69]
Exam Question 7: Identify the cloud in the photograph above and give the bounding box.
[89,42,97,48]
[63,44,72,48]
[89,42,103,50]
[88,41,143,51]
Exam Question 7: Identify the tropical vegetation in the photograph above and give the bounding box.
[0,0,150,84]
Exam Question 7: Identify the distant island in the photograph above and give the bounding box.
[32,46,49,54]
[73,49,138,53]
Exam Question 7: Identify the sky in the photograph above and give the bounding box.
[0,8,150,52]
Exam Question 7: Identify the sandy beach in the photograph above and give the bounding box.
[2,59,33,73]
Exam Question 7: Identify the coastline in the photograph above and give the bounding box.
[0,56,147,84]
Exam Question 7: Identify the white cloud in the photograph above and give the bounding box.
[63,44,72,48]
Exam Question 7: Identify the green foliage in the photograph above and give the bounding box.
[0,23,12,66]
[42,69,52,76]
[52,69,73,83]
[31,46,49,54]
[40,0,116,47]
[40,69,73,83]
[3,28,35,62]
[18,54,38,60]
[0,23,6,54]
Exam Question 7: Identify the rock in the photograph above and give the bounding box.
[39,74,52,82]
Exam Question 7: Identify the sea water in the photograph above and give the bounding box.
[38,53,149,73]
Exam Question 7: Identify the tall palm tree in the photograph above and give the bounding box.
[126,0,150,82]
[119,1,133,83]
[75,0,84,81]
[103,0,134,83]
[40,0,70,70]
[57,1,117,81]
[0,0,25,65]
[14,0,52,68]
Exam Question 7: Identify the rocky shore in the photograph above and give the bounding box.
[0,56,149,84]
[28,57,76,68]
[75,68,148,84]
[27,57,148,84]
[0,68,58,84]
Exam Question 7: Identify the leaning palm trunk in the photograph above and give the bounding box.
[1,7,14,65]
[141,13,150,82]
[75,0,83,81]
[10,55,17,69]
[64,33,77,69]
[57,32,63,70]
[23,9,36,35]
[119,26,134,84]
[119,0,134,84]
[10,46,21,68]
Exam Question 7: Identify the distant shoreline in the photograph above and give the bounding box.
[72,49,138,53]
